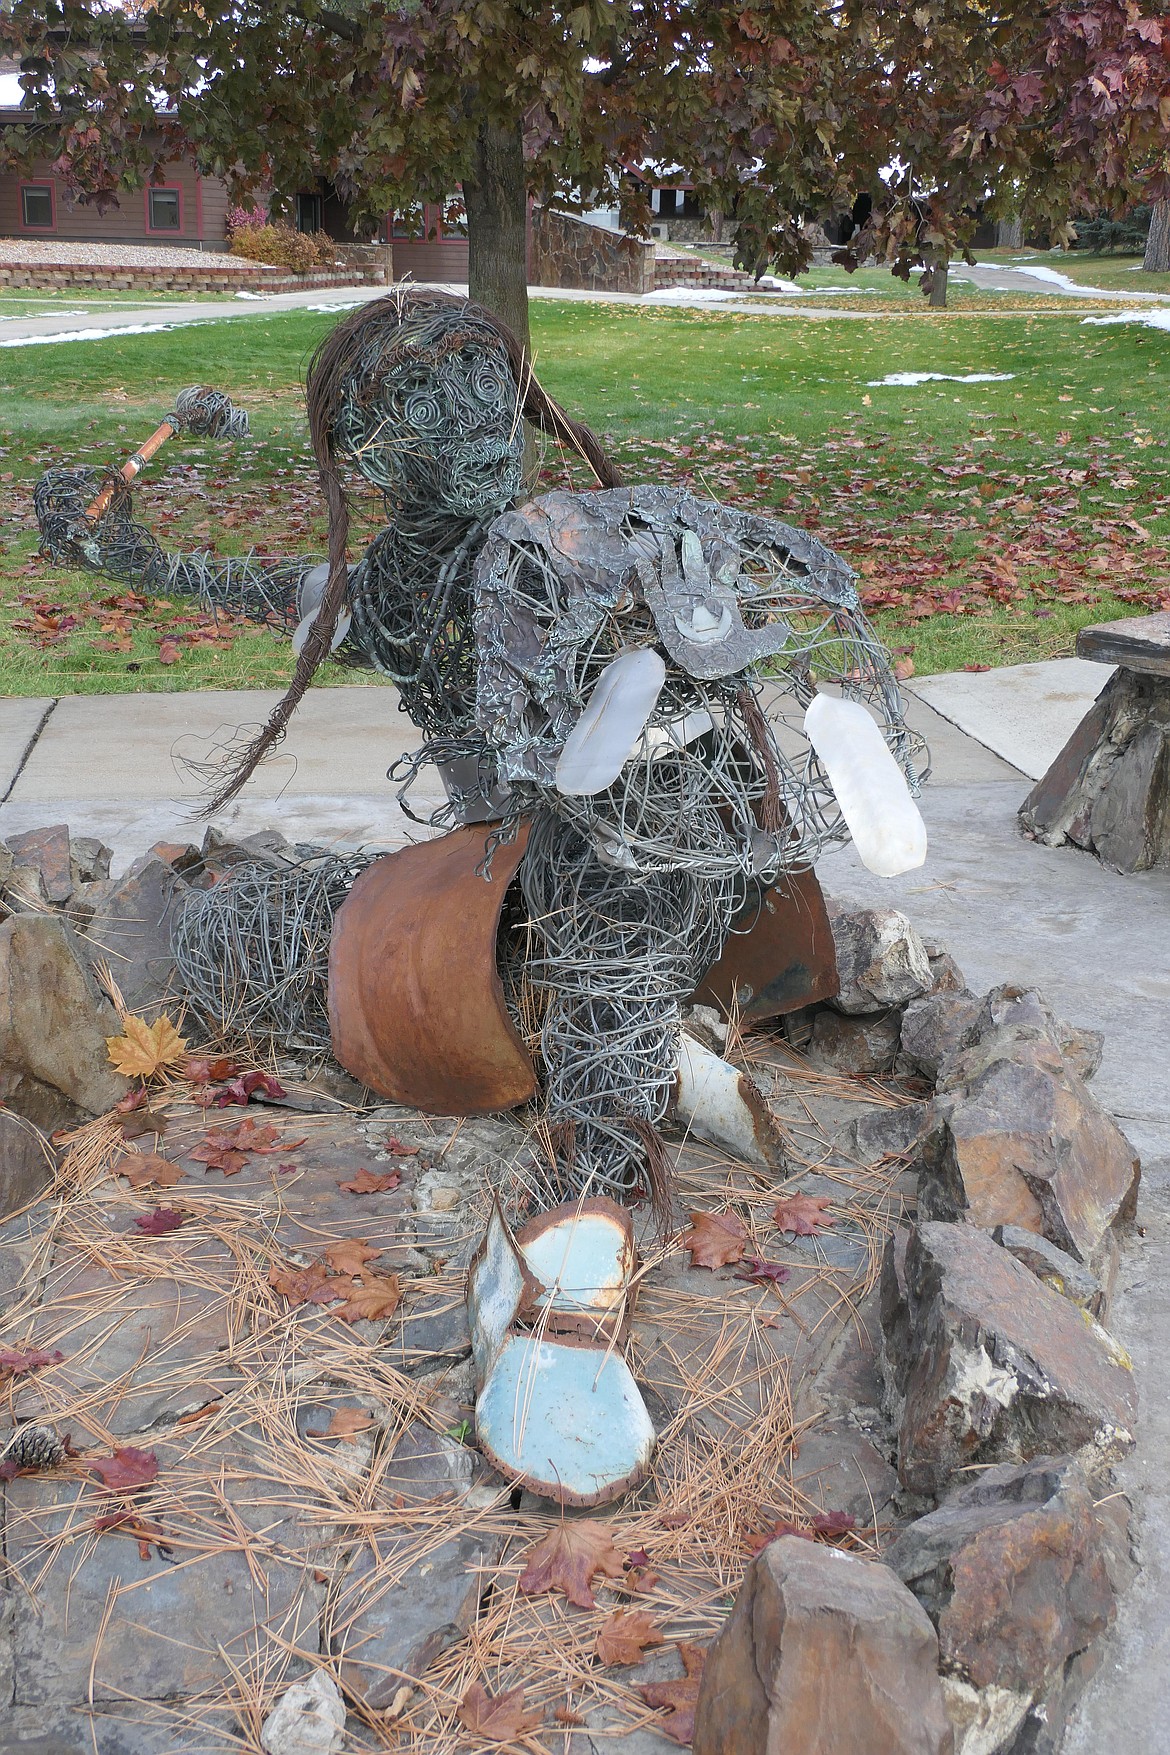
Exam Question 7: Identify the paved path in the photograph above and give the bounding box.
[0,658,1166,1749]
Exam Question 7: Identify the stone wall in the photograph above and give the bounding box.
[0,262,387,293]
[530,207,654,295]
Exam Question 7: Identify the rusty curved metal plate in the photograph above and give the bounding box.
[328,823,536,1114]
[692,865,839,1022]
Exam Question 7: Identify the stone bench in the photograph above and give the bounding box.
[1019,610,1170,870]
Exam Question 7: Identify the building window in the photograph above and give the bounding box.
[148,187,182,231]
[20,184,54,230]
[295,191,323,233]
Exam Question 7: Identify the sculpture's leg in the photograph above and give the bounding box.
[519,810,736,1202]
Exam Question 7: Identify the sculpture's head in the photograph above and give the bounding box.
[327,296,526,517]
[206,288,621,811]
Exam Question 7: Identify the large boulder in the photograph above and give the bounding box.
[693,1536,953,1754]
[84,856,189,1017]
[808,1007,902,1076]
[886,1457,1133,1755]
[881,1222,1137,1495]
[0,914,128,1114]
[0,1065,87,1218]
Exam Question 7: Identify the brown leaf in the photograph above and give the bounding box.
[457,1681,543,1740]
[189,1139,249,1176]
[324,1238,381,1275]
[88,1446,159,1491]
[117,1108,168,1140]
[334,1271,402,1324]
[383,1134,419,1156]
[680,1209,748,1270]
[120,1153,183,1189]
[268,1259,331,1308]
[133,1207,184,1236]
[337,1168,401,1194]
[318,1406,375,1438]
[772,1193,837,1237]
[595,1608,665,1666]
[518,1520,627,1610]
[105,1014,187,1079]
[639,1643,707,1746]
[185,1055,237,1085]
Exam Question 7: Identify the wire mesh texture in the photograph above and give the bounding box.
[34,292,922,1208]
[172,854,374,1052]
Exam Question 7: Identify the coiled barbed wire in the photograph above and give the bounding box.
[172,854,374,1051]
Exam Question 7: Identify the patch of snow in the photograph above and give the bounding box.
[305,302,364,313]
[1083,307,1170,332]
[645,288,736,304]
[0,322,178,348]
[867,371,1016,387]
[756,275,801,292]
[234,290,268,301]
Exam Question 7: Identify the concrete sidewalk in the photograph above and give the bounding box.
[0,659,1166,1750]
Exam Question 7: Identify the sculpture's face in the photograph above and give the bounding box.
[339,335,524,517]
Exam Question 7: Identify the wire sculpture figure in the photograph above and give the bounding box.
[35,288,924,1206]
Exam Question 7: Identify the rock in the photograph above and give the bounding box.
[849,1099,934,1166]
[84,857,188,1017]
[899,992,983,1083]
[992,1225,1109,1319]
[331,1528,500,1708]
[692,1536,954,1754]
[0,914,128,1114]
[881,1222,1137,1495]
[808,1008,901,1076]
[923,940,966,994]
[917,1051,1139,1276]
[70,835,113,887]
[936,987,1103,1092]
[5,825,73,905]
[825,902,934,1015]
[260,1672,346,1755]
[886,1457,1133,1755]
[0,1064,87,1218]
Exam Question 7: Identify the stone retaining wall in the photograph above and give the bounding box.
[0,262,387,293]
[530,207,654,295]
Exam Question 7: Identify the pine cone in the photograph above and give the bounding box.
[2,1424,65,1473]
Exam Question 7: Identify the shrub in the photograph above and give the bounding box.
[228,222,327,272]
[1070,208,1151,253]
[225,203,267,236]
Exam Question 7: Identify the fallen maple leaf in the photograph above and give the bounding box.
[106,1014,187,1080]
[734,1257,790,1286]
[215,1069,288,1106]
[962,662,992,672]
[120,1153,183,1190]
[88,1446,159,1491]
[457,1681,543,1740]
[639,1643,707,1746]
[115,1088,149,1113]
[745,1509,856,1554]
[772,1193,837,1237]
[680,1210,749,1270]
[94,1511,169,1558]
[268,1259,331,1308]
[0,1345,64,1378]
[383,1135,419,1156]
[117,1107,168,1140]
[334,1271,402,1324]
[324,1238,381,1275]
[518,1520,627,1610]
[133,1207,184,1236]
[185,1055,237,1085]
[157,638,180,665]
[595,1609,665,1667]
[306,1406,375,1439]
[338,1168,401,1195]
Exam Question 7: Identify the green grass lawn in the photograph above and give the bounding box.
[980,247,1170,296]
[0,297,1167,694]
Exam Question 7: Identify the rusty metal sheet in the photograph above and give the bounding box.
[328,823,536,1114]
[692,865,838,1022]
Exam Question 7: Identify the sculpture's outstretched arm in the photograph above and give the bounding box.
[33,462,321,634]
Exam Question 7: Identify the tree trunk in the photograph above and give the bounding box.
[1144,199,1170,273]
[996,216,1023,249]
[463,117,531,354]
[929,260,949,308]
